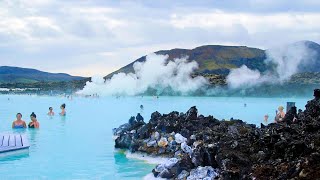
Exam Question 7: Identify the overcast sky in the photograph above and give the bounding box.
[0,0,319,77]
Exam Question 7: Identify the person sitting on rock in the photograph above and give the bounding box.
[128,116,136,125]
[283,106,298,124]
[274,106,286,123]
[136,113,144,123]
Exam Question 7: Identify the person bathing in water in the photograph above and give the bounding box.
[264,114,269,124]
[48,107,55,116]
[28,112,40,128]
[59,103,66,116]
[275,106,286,123]
[12,113,27,129]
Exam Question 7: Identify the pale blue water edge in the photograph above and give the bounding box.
[0,95,312,179]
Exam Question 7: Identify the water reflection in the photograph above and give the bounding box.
[0,149,29,162]
[28,129,38,147]
[60,116,66,127]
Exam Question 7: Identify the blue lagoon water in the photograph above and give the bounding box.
[0,95,311,179]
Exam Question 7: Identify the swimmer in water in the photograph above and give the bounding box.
[48,107,55,116]
[28,112,40,128]
[59,103,66,116]
[264,114,269,124]
[12,113,27,129]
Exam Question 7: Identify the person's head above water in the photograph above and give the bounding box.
[16,113,22,120]
[30,112,37,120]
[278,106,284,111]
[49,107,53,111]
[60,103,66,109]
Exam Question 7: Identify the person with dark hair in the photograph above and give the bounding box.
[136,113,144,123]
[48,107,55,116]
[12,113,27,129]
[283,106,298,124]
[128,116,136,125]
[59,103,66,116]
[28,112,40,128]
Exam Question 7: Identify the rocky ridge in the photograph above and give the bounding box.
[113,90,320,179]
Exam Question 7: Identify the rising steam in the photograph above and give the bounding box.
[78,53,208,96]
[227,41,318,88]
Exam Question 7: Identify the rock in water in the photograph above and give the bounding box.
[188,166,218,179]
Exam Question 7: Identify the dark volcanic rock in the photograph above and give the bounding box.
[113,90,320,179]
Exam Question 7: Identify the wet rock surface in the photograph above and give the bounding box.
[113,91,320,179]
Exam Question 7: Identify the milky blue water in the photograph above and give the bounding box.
[0,95,311,179]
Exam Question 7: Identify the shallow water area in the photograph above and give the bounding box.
[0,95,311,179]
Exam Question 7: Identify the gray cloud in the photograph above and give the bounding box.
[0,0,319,76]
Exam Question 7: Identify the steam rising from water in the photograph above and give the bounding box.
[78,53,208,96]
[227,41,318,88]
[79,42,317,96]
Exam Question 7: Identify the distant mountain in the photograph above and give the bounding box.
[0,66,85,83]
[294,40,320,73]
[105,41,320,80]
[105,45,267,79]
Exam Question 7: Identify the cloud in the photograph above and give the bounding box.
[0,0,319,76]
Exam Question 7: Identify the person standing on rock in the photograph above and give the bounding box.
[274,106,285,123]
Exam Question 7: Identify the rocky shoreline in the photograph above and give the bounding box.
[113,90,320,179]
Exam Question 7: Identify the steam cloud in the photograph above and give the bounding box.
[78,53,208,96]
[227,41,318,88]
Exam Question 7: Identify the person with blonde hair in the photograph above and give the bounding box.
[275,106,285,123]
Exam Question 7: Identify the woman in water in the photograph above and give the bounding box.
[47,107,55,116]
[12,113,27,129]
[28,112,40,128]
[59,103,66,116]
[275,106,286,123]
